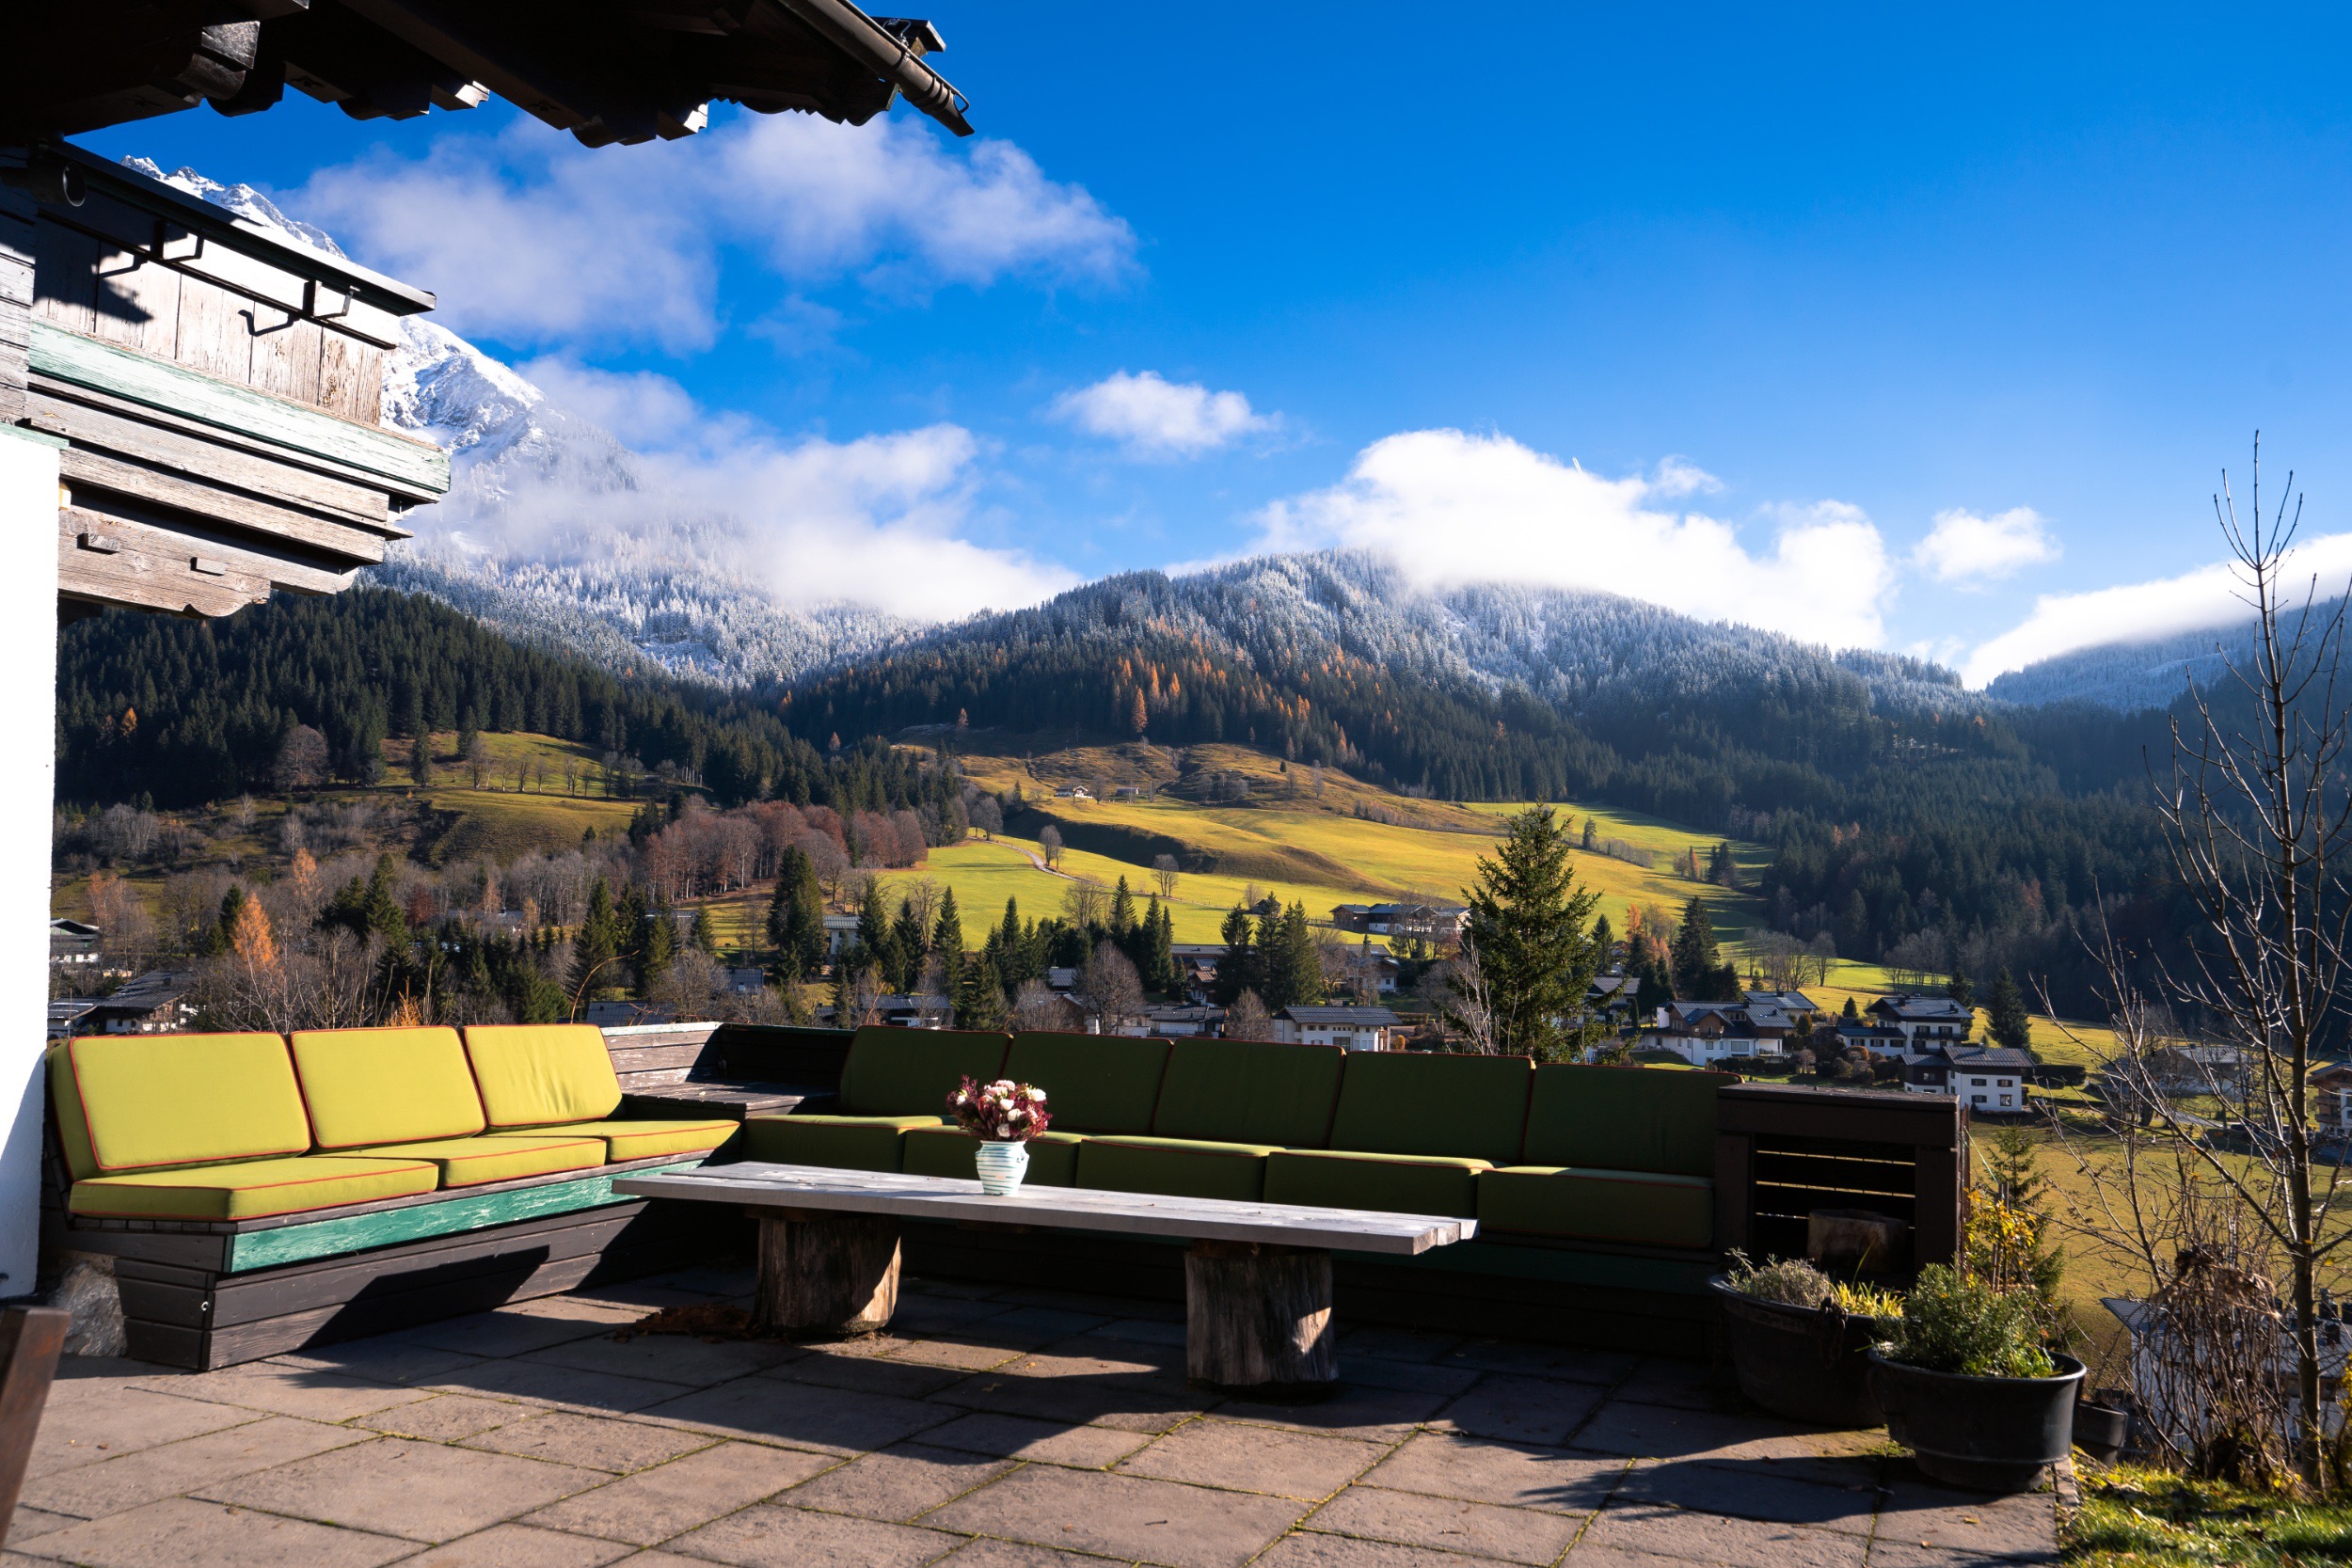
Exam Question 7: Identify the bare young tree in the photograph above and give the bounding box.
[1062,878,1109,929]
[465,733,494,790]
[1441,933,1500,1053]
[1224,989,1273,1040]
[1152,853,1180,899]
[1038,824,1065,872]
[1011,976,1080,1033]
[1079,942,1146,1033]
[2082,440,2352,1487]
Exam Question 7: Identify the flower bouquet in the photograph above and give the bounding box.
[948,1077,1051,1194]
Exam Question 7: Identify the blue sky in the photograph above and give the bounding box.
[81,4,2352,682]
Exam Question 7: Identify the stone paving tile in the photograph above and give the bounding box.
[13,1496,413,1567]
[927,1370,1212,1433]
[1574,1502,1872,1568]
[993,1338,1190,1388]
[883,1337,1033,1372]
[916,1411,1156,1467]
[1608,1363,1741,1415]
[1571,1402,1882,1466]
[641,1372,956,1453]
[1613,1459,1883,1533]
[628,1264,757,1298]
[357,1393,527,1441]
[937,1538,1124,1568]
[1116,1418,1387,1500]
[501,1294,651,1325]
[522,1440,839,1545]
[432,1356,698,1416]
[464,1411,717,1472]
[1214,1382,1452,1440]
[1865,1537,2054,1568]
[983,1285,1180,1321]
[1337,1327,1468,1364]
[389,1523,639,1566]
[1871,1475,2055,1561]
[22,1386,258,1478]
[1432,1374,1611,1447]
[1361,1432,1627,1513]
[928,1463,1308,1568]
[768,1347,970,1400]
[198,1435,606,1542]
[393,1308,622,1358]
[24,1414,372,1518]
[1260,1535,1507,1568]
[782,1441,1012,1521]
[1338,1357,1482,1398]
[7,1505,78,1542]
[264,1340,487,1386]
[1089,1317,1188,1347]
[522,1331,799,1387]
[127,1364,435,1423]
[1439,1340,1638,1386]
[893,1295,1020,1335]
[1304,1485,1588,1565]
[666,1503,965,1567]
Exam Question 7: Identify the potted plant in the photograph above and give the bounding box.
[1867,1264,2086,1491]
[1708,1253,1904,1427]
[948,1076,1051,1195]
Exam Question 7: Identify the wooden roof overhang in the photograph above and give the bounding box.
[2,0,970,148]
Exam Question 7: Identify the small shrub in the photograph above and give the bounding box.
[1886,1264,2056,1378]
[1724,1253,1903,1321]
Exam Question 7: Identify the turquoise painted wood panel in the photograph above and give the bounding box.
[226,1159,706,1273]
[31,324,450,497]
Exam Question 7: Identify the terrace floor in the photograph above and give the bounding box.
[5,1269,2058,1568]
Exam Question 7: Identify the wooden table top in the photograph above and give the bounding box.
[612,1162,1477,1256]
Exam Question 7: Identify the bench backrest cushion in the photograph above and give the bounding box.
[463,1024,624,1128]
[51,1033,311,1180]
[1150,1037,1345,1148]
[291,1026,485,1149]
[1520,1063,1731,1176]
[1003,1033,1169,1134]
[1328,1051,1534,1164]
[837,1028,1011,1117]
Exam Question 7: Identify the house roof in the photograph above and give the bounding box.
[8,1,973,146]
[1744,990,1817,1012]
[1871,994,1975,1022]
[1946,1046,2036,1070]
[1280,1006,1401,1027]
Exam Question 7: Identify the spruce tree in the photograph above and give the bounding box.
[1141,897,1178,994]
[1213,904,1262,1004]
[1453,805,1603,1059]
[957,951,1009,1030]
[765,847,826,983]
[570,877,621,1004]
[1946,968,1975,1010]
[1110,876,1136,941]
[890,897,927,993]
[1264,901,1323,1010]
[932,888,964,1001]
[1668,896,1722,998]
[689,904,718,956]
[408,731,433,787]
[856,881,898,994]
[1987,968,2032,1052]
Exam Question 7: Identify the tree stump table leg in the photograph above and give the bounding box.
[747,1207,901,1338]
[1184,1240,1337,1394]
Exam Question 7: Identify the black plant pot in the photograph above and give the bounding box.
[2072,1399,2130,1465]
[1867,1350,2087,1492]
[1708,1276,1888,1427]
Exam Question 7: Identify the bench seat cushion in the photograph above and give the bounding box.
[462,1024,625,1128]
[347,1134,608,1188]
[1001,1033,1168,1133]
[69,1155,439,1221]
[1326,1052,1533,1165]
[291,1026,485,1148]
[1263,1148,1490,1218]
[1149,1038,1343,1148]
[541,1118,738,1162]
[51,1034,312,1180]
[901,1127,1084,1185]
[1520,1064,1728,1176]
[838,1028,1011,1117]
[742,1114,944,1172]
[1477,1166,1714,1248]
[1077,1134,1278,1202]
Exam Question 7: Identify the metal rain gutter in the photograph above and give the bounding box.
[771,0,972,135]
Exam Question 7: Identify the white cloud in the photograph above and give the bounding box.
[1255,430,1893,647]
[295,112,1135,351]
[1960,531,2352,688]
[1054,371,1275,458]
[1914,506,2058,584]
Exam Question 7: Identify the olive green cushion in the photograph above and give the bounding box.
[1327,1051,1534,1164]
[69,1155,439,1220]
[1263,1148,1490,1218]
[1076,1134,1277,1202]
[541,1118,737,1162]
[1149,1038,1344,1148]
[291,1026,485,1149]
[901,1126,1084,1185]
[742,1113,945,1172]
[837,1028,1011,1117]
[1003,1032,1169,1133]
[1519,1064,1730,1176]
[462,1023,624,1128]
[1477,1165,1715,1248]
[348,1133,608,1188]
[52,1034,311,1180]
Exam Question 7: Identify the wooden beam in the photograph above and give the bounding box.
[58,509,280,619]
[31,324,449,499]
[59,450,390,569]
[0,1307,67,1548]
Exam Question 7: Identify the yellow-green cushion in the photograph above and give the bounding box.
[540,1118,737,1161]
[53,1034,311,1179]
[901,1127,1084,1185]
[837,1028,1009,1117]
[462,1023,624,1128]
[69,1155,438,1220]
[1001,1033,1168,1133]
[348,1133,607,1188]
[1328,1052,1533,1164]
[742,1114,945,1172]
[1076,1134,1278,1202]
[1263,1148,1490,1218]
[1150,1038,1343,1148]
[1520,1064,1730,1177]
[1477,1165,1715,1248]
[291,1026,485,1149]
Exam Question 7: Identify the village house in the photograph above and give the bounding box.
[1142,1004,1223,1037]
[79,970,197,1035]
[1906,1043,2035,1113]
[1329,902,1469,941]
[1836,1020,1914,1059]
[46,918,100,972]
[2310,1060,2352,1140]
[1273,1004,1403,1051]
[1868,993,1976,1047]
[1640,997,1795,1066]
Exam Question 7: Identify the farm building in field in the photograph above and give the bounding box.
[1273,1005,1403,1052]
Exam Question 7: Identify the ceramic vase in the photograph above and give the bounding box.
[975,1140,1028,1196]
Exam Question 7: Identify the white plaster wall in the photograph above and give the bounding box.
[0,430,58,1294]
